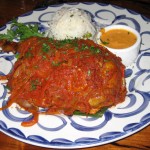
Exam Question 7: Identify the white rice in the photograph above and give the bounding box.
[46,7,96,40]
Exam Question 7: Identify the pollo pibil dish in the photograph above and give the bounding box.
[0,37,126,126]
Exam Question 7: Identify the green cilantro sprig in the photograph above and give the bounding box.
[100,39,109,45]
[83,32,92,39]
[42,43,50,53]
[0,20,44,41]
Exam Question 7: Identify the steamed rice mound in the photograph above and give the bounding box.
[47,7,96,40]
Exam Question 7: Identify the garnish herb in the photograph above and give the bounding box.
[104,59,110,62]
[0,20,44,41]
[48,38,54,42]
[73,107,108,117]
[54,38,78,49]
[0,29,15,41]
[83,32,92,39]
[42,43,50,53]
[81,44,89,50]
[100,39,109,45]
[87,70,91,76]
[42,55,47,59]
[15,53,20,59]
[75,47,79,51]
[31,83,37,90]
[62,51,67,54]
[94,48,101,54]
[52,61,61,67]
[5,85,11,90]
[30,79,40,91]
[90,46,101,54]
[25,51,32,58]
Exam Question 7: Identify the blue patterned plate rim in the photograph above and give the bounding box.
[0,2,150,149]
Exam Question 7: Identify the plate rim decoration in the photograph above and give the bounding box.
[0,2,150,149]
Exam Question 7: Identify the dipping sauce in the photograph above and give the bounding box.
[100,29,137,49]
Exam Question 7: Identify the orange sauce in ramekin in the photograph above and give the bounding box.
[100,28,137,49]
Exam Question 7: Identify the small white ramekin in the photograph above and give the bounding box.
[96,25,141,67]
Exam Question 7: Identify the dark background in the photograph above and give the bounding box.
[0,0,150,27]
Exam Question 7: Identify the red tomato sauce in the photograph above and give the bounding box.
[0,37,127,126]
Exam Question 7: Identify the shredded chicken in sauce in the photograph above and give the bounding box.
[0,37,127,126]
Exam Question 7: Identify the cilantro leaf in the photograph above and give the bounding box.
[83,32,92,39]
[100,39,109,45]
[42,43,50,53]
[0,20,44,41]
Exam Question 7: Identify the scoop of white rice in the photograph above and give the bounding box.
[46,7,96,40]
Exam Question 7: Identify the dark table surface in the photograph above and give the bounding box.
[0,0,150,27]
[0,0,150,150]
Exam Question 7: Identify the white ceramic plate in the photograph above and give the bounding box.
[0,2,150,149]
